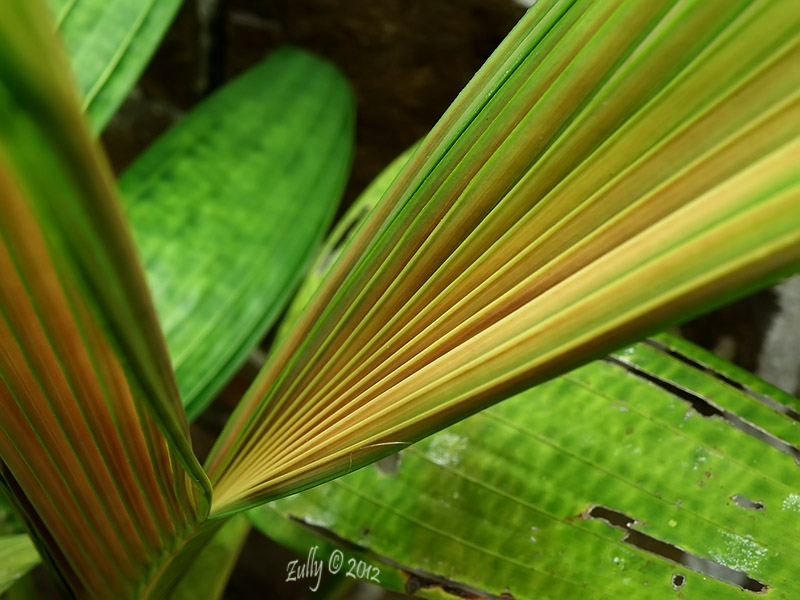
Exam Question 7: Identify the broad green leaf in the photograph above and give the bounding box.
[207,0,800,513]
[251,334,800,599]
[120,48,354,419]
[0,1,209,596]
[47,0,183,132]
[171,516,251,600]
[0,535,39,595]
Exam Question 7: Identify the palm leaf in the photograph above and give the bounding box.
[207,0,800,513]
[253,334,800,599]
[0,1,209,596]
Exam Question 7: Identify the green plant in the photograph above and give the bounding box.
[0,0,798,598]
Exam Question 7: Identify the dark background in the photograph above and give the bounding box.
[93,1,791,598]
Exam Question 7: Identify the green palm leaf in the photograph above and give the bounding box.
[207,0,800,513]
[0,2,209,596]
[253,334,800,599]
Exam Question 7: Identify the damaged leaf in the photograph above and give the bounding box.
[251,335,800,599]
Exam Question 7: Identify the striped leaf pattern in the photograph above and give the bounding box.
[206,0,800,513]
[0,2,209,597]
[252,334,800,599]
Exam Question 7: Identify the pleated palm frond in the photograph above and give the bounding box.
[0,2,210,597]
[206,0,800,514]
